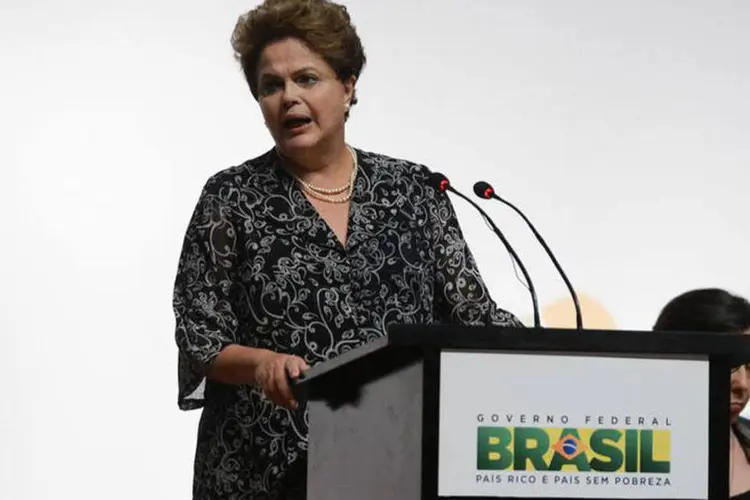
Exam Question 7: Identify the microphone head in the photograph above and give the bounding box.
[473,181,495,199]
[426,172,451,193]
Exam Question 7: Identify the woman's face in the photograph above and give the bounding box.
[255,37,355,162]
[731,330,750,422]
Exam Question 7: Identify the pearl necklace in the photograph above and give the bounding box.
[289,146,358,204]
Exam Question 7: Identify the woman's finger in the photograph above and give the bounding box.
[287,356,309,378]
[263,364,283,405]
[272,357,296,408]
[286,358,301,378]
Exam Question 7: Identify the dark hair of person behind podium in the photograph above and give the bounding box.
[653,288,750,499]
[653,288,750,337]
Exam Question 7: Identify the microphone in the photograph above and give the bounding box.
[473,181,583,330]
[426,172,540,328]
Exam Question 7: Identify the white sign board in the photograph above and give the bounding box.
[438,351,709,498]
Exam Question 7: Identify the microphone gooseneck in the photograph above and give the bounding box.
[427,172,540,328]
[473,180,583,330]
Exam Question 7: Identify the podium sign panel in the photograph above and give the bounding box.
[299,326,747,500]
[437,351,710,499]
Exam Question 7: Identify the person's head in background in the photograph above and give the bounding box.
[653,288,750,423]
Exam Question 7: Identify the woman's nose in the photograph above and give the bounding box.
[282,83,303,107]
[731,365,750,395]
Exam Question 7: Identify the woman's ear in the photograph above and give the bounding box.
[343,75,357,106]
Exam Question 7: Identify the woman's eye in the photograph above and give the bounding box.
[298,74,318,86]
[259,81,282,95]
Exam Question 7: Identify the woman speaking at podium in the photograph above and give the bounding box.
[171,1,522,498]
[653,288,750,498]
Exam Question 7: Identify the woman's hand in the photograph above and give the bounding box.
[253,352,310,409]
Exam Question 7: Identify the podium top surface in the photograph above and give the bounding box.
[295,324,750,386]
[388,324,750,356]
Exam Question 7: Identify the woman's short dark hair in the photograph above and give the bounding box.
[653,288,750,334]
[230,0,366,112]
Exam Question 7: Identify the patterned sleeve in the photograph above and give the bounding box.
[173,175,240,410]
[429,184,524,328]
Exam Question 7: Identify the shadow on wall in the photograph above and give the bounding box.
[523,293,616,330]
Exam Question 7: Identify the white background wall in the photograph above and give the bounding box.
[2,0,749,498]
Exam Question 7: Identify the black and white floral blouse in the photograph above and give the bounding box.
[172,147,522,499]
